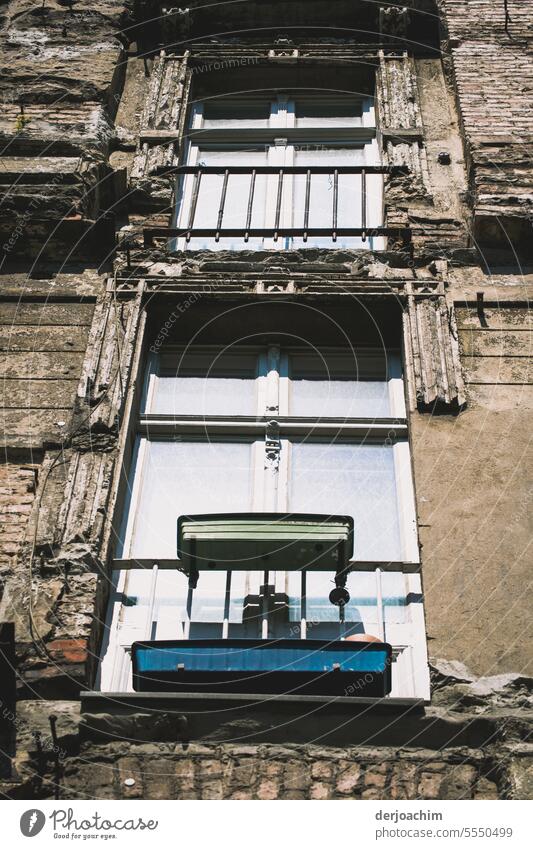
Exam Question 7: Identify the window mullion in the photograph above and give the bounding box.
[175,142,199,250]
[405,572,430,700]
[140,351,159,414]
[392,441,419,563]
[388,353,406,418]
[256,350,268,415]
[122,437,148,559]
[266,344,280,415]
[261,345,281,511]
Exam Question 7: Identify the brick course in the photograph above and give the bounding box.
[443,0,533,248]
[0,463,37,580]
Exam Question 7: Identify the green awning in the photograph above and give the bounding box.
[177,513,354,571]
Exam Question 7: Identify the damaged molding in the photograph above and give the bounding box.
[403,283,466,413]
[379,5,412,41]
[13,286,149,691]
[131,52,190,182]
[48,283,145,555]
[161,6,193,42]
[74,282,145,434]
[377,50,429,194]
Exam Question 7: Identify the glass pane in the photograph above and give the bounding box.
[151,350,258,416]
[190,570,246,623]
[295,98,366,127]
[118,569,161,632]
[201,98,271,128]
[288,571,378,624]
[182,148,268,250]
[292,147,364,249]
[129,440,253,558]
[289,350,392,418]
[151,570,189,639]
[290,442,402,561]
[191,571,226,622]
[383,571,407,624]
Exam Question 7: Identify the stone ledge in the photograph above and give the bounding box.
[79,691,510,749]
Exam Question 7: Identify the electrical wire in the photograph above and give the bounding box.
[503,0,525,44]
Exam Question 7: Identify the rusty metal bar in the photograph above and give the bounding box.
[156,164,402,176]
[332,169,339,242]
[215,168,229,242]
[186,167,202,241]
[244,169,256,243]
[274,169,284,242]
[303,169,311,242]
[142,227,411,246]
[361,168,367,242]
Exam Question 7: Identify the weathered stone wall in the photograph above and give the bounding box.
[62,744,503,801]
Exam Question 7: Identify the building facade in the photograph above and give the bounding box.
[0,0,531,800]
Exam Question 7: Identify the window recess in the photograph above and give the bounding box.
[99,344,429,700]
[153,94,406,251]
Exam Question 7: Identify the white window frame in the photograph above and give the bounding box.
[173,94,384,251]
[99,344,429,700]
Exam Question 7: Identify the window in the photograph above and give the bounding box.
[99,343,429,700]
[173,93,385,250]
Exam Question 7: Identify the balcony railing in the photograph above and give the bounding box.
[141,164,411,248]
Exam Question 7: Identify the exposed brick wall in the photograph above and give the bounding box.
[0,463,37,588]
[442,0,533,250]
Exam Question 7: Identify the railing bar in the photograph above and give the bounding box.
[187,168,202,240]
[274,169,284,241]
[142,227,409,240]
[361,168,367,242]
[303,169,311,242]
[184,586,193,640]
[332,169,338,242]
[338,589,345,640]
[244,169,256,242]
[146,564,159,640]
[222,570,231,639]
[376,567,385,641]
[215,168,229,241]
[261,570,269,639]
[301,570,307,639]
[168,165,398,175]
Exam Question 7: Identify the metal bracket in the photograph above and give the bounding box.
[265,419,281,470]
